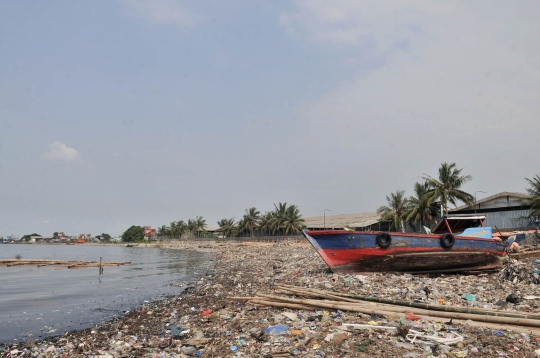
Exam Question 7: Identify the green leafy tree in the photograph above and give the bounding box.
[422,162,474,216]
[121,225,144,242]
[169,221,178,238]
[405,182,440,232]
[186,219,197,238]
[101,233,112,241]
[176,220,186,238]
[217,218,236,238]
[281,204,306,234]
[525,174,540,218]
[157,225,169,237]
[239,207,260,237]
[257,212,275,235]
[21,233,40,241]
[270,202,288,235]
[194,216,206,237]
[265,202,305,235]
[377,190,409,233]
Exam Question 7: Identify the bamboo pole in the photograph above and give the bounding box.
[277,284,540,319]
[239,298,540,336]
[244,294,540,329]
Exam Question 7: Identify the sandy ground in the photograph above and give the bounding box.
[2,241,540,357]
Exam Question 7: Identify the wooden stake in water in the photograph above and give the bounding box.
[99,257,103,275]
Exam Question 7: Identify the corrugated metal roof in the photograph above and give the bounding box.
[303,212,382,229]
[450,192,530,212]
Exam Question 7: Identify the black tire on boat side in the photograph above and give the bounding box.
[376,232,392,248]
[441,233,455,249]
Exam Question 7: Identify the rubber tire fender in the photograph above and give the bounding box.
[376,232,392,248]
[441,233,455,249]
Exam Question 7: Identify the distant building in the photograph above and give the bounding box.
[449,192,534,231]
[143,226,157,240]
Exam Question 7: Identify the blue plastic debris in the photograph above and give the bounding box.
[230,345,238,351]
[169,324,183,336]
[493,330,505,336]
[263,324,288,334]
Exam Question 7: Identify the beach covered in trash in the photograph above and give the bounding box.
[3,241,540,357]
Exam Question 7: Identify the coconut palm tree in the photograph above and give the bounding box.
[281,204,305,234]
[217,218,236,238]
[157,225,169,237]
[422,162,474,216]
[186,219,197,238]
[194,216,206,237]
[257,212,275,236]
[377,190,409,233]
[525,174,540,218]
[239,207,260,237]
[405,182,440,233]
[270,202,289,235]
[169,221,179,238]
[176,220,186,238]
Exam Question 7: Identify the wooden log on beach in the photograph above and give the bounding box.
[236,297,540,336]
[277,284,540,319]
[239,293,540,329]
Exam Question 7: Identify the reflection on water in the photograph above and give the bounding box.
[0,244,213,343]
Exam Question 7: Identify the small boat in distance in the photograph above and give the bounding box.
[302,214,507,274]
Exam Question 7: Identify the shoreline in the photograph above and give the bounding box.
[2,241,540,357]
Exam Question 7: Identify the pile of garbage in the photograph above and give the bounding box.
[499,258,540,285]
[3,241,540,357]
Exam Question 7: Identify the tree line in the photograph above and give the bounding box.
[155,202,306,239]
[377,162,540,233]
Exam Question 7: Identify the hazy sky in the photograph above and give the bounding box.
[1,1,539,237]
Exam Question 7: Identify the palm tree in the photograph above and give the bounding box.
[525,174,540,218]
[281,204,305,234]
[169,221,178,238]
[157,225,169,237]
[194,216,206,237]
[270,202,289,235]
[405,182,440,233]
[217,218,236,238]
[422,162,474,216]
[377,190,409,233]
[186,219,197,238]
[239,207,260,237]
[257,212,275,236]
[176,220,186,238]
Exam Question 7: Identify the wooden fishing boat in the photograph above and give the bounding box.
[302,214,507,273]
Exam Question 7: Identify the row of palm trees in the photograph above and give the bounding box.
[156,202,306,239]
[378,163,540,233]
[218,203,305,238]
[157,216,206,239]
[377,162,476,233]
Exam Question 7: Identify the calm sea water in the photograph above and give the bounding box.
[0,244,213,343]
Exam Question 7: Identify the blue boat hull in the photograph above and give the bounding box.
[302,230,506,273]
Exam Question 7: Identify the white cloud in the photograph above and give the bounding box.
[120,0,195,26]
[43,142,81,162]
[42,220,50,224]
